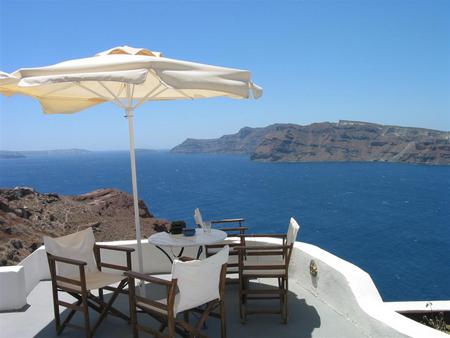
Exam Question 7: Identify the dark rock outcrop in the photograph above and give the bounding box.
[171,121,450,165]
[0,187,169,266]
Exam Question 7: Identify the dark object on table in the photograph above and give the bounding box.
[183,228,196,237]
[170,220,186,235]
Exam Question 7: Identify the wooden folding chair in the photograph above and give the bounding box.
[44,228,134,338]
[236,217,300,324]
[194,208,247,279]
[125,246,229,338]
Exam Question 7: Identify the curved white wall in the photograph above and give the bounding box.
[288,241,448,338]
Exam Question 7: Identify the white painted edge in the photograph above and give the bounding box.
[293,241,449,338]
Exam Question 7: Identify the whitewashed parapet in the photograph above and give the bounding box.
[289,241,448,338]
[0,266,26,311]
[19,246,50,294]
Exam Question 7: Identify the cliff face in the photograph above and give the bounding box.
[171,126,281,154]
[0,187,169,266]
[171,121,450,165]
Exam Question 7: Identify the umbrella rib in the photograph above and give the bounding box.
[75,81,126,109]
[98,81,128,109]
[126,84,133,109]
[132,83,164,110]
[175,88,193,99]
[116,83,126,99]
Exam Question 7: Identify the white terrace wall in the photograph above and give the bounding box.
[0,239,447,338]
[288,241,448,338]
[0,240,198,310]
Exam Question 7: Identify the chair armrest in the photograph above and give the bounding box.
[218,226,248,233]
[234,244,291,251]
[124,271,173,286]
[211,218,244,224]
[47,253,87,266]
[94,244,134,271]
[236,233,287,238]
[95,244,135,253]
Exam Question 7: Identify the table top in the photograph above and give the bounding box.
[148,228,227,247]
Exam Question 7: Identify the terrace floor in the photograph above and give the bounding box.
[0,277,365,338]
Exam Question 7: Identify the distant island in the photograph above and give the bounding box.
[0,149,90,159]
[171,121,450,165]
[0,151,25,159]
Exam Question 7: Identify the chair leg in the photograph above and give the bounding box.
[99,288,104,303]
[167,314,175,338]
[239,277,245,322]
[81,290,92,338]
[51,287,61,334]
[59,299,82,334]
[92,280,127,334]
[127,278,139,338]
[283,278,288,324]
[220,299,227,338]
[243,278,249,323]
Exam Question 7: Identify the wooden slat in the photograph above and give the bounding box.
[95,244,135,253]
[242,289,284,294]
[218,226,247,232]
[246,309,282,314]
[247,296,283,300]
[57,300,83,311]
[100,262,128,271]
[211,218,244,223]
[136,296,168,311]
[48,254,87,266]
[124,271,173,286]
[243,274,286,278]
[235,233,286,238]
[243,264,285,270]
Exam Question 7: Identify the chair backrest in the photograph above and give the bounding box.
[286,217,300,246]
[194,208,204,228]
[171,246,229,315]
[43,227,98,278]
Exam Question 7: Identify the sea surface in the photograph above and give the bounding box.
[1,151,449,302]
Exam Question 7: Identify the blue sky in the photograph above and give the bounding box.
[0,0,449,150]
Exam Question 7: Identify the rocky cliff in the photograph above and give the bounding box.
[0,187,169,266]
[171,121,450,165]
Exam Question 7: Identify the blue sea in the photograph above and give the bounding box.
[1,152,449,302]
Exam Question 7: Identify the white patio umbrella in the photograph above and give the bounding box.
[0,46,262,273]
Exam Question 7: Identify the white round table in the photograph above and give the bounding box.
[148,229,227,262]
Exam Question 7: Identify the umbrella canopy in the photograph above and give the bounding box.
[0,45,262,273]
[0,45,262,114]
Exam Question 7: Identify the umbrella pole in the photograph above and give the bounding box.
[126,107,144,274]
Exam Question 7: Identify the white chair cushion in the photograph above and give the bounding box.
[43,228,98,278]
[171,246,229,315]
